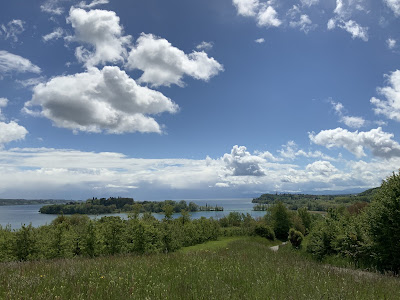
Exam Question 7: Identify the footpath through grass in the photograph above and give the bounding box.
[1,237,400,299]
[178,236,281,253]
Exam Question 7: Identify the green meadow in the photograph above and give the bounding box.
[1,236,400,300]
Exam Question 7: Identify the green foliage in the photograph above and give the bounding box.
[39,198,222,215]
[254,224,275,240]
[14,224,36,261]
[297,207,312,234]
[0,211,221,262]
[266,202,292,240]
[253,188,377,211]
[366,171,400,273]
[288,228,304,248]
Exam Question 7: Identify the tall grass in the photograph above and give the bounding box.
[1,237,399,299]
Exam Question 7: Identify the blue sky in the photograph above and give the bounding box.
[0,0,400,200]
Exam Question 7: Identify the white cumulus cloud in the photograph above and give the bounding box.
[255,38,265,43]
[23,66,178,134]
[232,1,281,28]
[0,51,41,75]
[328,0,368,41]
[0,121,28,148]
[67,7,132,67]
[223,145,266,176]
[257,5,282,27]
[384,0,400,17]
[309,127,400,159]
[337,20,368,41]
[232,0,260,17]
[126,33,223,87]
[371,70,400,122]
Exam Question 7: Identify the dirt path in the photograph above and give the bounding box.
[269,242,287,252]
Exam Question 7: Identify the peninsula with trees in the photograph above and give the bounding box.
[39,197,223,215]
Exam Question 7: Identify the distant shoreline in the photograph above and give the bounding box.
[0,199,75,206]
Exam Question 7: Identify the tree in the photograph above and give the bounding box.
[297,207,312,234]
[14,224,36,261]
[366,171,400,273]
[267,202,292,240]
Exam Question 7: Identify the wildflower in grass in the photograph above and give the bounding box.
[100,276,105,279]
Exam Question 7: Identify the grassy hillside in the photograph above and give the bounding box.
[1,236,399,299]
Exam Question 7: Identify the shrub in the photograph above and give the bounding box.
[288,228,304,248]
[254,224,275,240]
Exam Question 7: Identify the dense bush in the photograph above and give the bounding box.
[288,228,303,248]
[254,224,275,240]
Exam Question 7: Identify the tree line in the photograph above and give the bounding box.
[252,187,378,211]
[40,198,223,215]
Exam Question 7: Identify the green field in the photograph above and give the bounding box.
[1,236,399,300]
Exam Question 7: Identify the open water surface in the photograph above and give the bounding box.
[0,198,266,229]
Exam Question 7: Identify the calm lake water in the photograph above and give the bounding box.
[0,199,266,229]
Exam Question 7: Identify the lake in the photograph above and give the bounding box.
[0,198,267,229]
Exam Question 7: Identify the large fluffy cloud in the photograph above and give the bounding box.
[371,70,400,122]
[24,66,178,134]
[223,145,266,176]
[67,7,131,67]
[309,127,400,159]
[0,121,28,147]
[0,51,41,74]
[126,33,223,87]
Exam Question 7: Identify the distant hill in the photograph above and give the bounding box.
[252,187,379,211]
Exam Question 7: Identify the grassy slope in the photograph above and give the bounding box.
[1,237,400,299]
